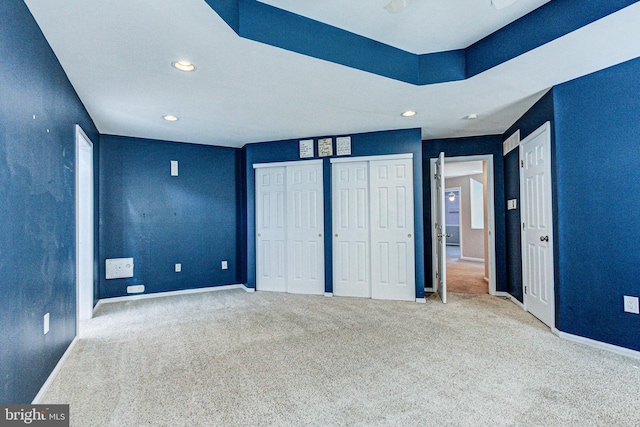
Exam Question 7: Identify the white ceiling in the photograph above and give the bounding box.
[445,161,484,179]
[23,0,640,148]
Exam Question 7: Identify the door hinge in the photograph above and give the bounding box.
[522,223,525,230]
[520,160,524,168]
[524,286,527,294]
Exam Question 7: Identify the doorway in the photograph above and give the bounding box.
[429,155,497,301]
[75,125,94,334]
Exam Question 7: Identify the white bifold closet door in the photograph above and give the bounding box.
[255,166,287,292]
[332,162,370,298]
[255,160,324,295]
[332,155,415,301]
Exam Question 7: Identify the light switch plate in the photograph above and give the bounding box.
[175,263,181,272]
[171,160,178,176]
[221,260,228,270]
[507,199,517,210]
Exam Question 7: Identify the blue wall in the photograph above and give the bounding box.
[553,58,640,351]
[243,129,425,298]
[422,136,506,291]
[98,136,241,298]
[502,90,555,302]
[0,0,99,403]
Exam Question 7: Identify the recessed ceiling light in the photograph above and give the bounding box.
[465,114,478,120]
[172,60,196,72]
[163,115,179,121]
[401,110,417,117]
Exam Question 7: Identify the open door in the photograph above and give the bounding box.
[435,152,447,303]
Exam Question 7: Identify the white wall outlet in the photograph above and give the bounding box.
[127,285,145,294]
[623,296,639,314]
[171,160,178,176]
[175,263,182,272]
[43,313,50,335]
[106,258,134,279]
[221,260,228,270]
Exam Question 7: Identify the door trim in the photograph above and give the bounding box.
[429,154,497,295]
[330,153,412,163]
[519,121,555,328]
[253,159,323,169]
[75,125,94,337]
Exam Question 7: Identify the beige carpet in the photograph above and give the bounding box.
[446,257,487,294]
[43,289,640,426]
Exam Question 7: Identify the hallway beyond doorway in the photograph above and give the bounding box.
[446,245,487,294]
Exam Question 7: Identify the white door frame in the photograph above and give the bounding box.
[75,125,94,335]
[519,122,555,328]
[429,154,497,295]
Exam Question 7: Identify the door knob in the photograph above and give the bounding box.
[335,234,338,237]
[540,235,549,242]
[408,234,412,238]
[257,233,261,237]
[318,234,322,237]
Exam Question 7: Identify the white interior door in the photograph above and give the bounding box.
[286,162,324,295]
[435,152,447,303]
[520,122,555,328]
[370,158,415,301]
[255,167,287,292]
[76,126,94,325]
[332,162,370,298]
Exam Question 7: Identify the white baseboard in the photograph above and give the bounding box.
[494,291,525,309]
[555,330,640,360]
[460,256,484,263]
[32,337,79,404]
[97,284,246,305]
[415,298,426,304]
[242,284,255,292]
[424,287,434,293]
[324,292,333,297]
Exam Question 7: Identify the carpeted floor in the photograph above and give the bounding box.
[43,289,640,426]
[447,258,487,294]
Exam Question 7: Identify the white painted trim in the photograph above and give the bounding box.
[324,292,333,297]
[424,287,434,293]
[555,331,640,360]
[415,298,426,303]
[253,159,322,169]
[97,284,246,304]
[460,256,484,263]
[502,292,525,309]
[75,125,94,338]
[32,337,79,404]
[330,153,412,163]
[242,285,256,292]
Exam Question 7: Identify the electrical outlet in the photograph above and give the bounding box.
[623,296,639,314]
[44,313,50,335]
[175,263,181,272]
[221,260,228,270]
